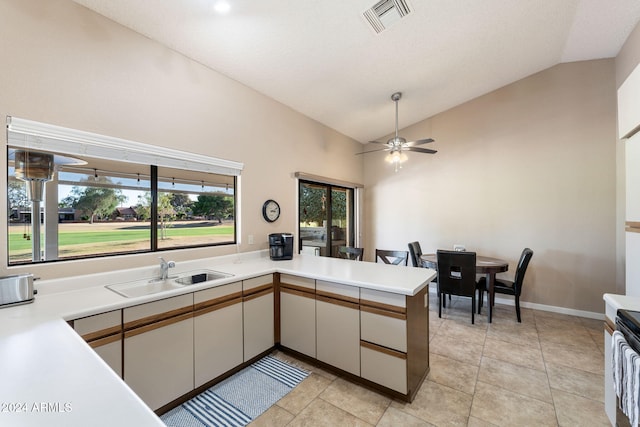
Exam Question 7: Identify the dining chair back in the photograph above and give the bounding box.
[478,248,533,322]
[437,250,478,324]
[408,242,423,267]
[338,246,364,261]
[376,249,409,266]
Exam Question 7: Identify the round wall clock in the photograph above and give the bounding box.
[262,199,280,222]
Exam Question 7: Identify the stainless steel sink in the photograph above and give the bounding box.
[174,270,233,285]
[105,269,233,298]
[106,279,186,298]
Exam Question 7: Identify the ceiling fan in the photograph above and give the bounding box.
[358,92,436,170]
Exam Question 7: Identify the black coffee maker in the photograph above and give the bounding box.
[269,233,294,260]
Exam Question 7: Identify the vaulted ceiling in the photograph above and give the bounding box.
[72,0,640,143]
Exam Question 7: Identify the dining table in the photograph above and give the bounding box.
[420,253,509,323]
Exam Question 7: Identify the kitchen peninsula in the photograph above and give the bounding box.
[0,252,435,427]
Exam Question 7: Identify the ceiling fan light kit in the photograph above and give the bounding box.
[358,91,436,172]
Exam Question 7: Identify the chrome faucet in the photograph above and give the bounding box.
[158,257,175,280]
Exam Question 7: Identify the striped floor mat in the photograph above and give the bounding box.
[161,356,309,427]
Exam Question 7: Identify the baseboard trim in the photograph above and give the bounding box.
[428,283,604,320]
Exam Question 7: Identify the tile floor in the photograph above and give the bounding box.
[251,289,609,426]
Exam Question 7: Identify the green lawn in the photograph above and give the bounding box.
[8,222,235,261]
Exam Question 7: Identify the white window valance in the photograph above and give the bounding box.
[6,116,244,176]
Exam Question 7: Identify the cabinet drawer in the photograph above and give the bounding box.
[280,274,315,290]
[243,274,273,291]
[360,308,407,352]
[360,288,406,311]
[73,310,121,341]
[316,280,359,302]
[124,294,193,329]
[194,281,242,309]
[361,342,407,394]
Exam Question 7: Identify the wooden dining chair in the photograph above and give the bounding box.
[338,246,364,261]
[437,250,479,324]
[376,249,409,266]
[477,248,533,322]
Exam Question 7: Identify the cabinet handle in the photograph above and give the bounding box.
[124,311,193,338]
[360,304,406,320]
[80,325,122,342]
[88,333,122,348]
[243,287,273,302]
[316,294,359,310]
[280,286,315,300]
[360,340,407,360]
[194,297,242,317]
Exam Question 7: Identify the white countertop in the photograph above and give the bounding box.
[603,293,640,322]
[0,252,435,426]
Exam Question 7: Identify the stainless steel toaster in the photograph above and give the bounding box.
[0,274,35,308]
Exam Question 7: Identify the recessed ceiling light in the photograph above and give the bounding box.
[213,1,231,14]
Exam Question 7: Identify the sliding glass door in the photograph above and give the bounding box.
[298,180,355,258]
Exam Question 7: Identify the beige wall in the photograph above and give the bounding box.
[0,0,364,280]
[364,60,617,313]
[615,22,640,295]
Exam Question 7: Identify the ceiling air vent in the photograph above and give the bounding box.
[363,0,412,34]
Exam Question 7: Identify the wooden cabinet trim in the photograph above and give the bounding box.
[194,291,243,312]
[243,287,273,302]
[605,318,615,334]
[280,282,315,294]
[124,306,193,332]
[80,325,122,342]
[89,333,122,348]
[360,304,407,320]
[360,340,407,360]
[316,294,359,310]
[243,283,273,298]
[194,297,242,317]
[315,289,359,305]
[627,221,640,233]
[360,298,406,315]
[125,311,193,338]
[281,286,316,300]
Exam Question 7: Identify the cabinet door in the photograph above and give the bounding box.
[280,275,316,357]
[194,282,243,388]
[243,275,274,361]
[73,310,122,377]
[124,295,194,411]
[316,281,360,375]
[626,134,640,222]
[280,292,316,357]
[604,325,615,425]
[316,297,360,375]
[618,62,640,139]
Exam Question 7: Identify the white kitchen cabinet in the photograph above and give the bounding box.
[243,274,274,361]
[360,288,408,393]
[626,134,640,223]
[360,342,407,394]
[123,294,194,411]
[618,62,640,139]
[316,280,360,375]
[279,274,316,357]
[73,309,122,377]
[604,321,615,426]
[194,281,243,388]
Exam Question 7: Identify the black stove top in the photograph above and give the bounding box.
[618,309,640,333]
[617,309,640,352]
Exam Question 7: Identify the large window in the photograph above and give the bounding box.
[7,117,242,265]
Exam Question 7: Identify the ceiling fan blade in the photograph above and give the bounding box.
[368,140,387,144]
[407,138,434,146]
[406,147,437,154]
[355,148,391,155]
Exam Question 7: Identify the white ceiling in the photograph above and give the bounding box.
[72,0,640,143]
